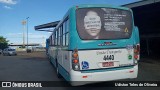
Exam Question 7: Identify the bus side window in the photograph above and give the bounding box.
[61,17,69,46]
[60,25,63,46]
[66,19,69,46]
[49,36,52,46]
[55,30,58,46]
[63,20,66,46]
[53,31,56,46]
[52,34,54,46]
[58,27,61,46]
[53,34,55,45]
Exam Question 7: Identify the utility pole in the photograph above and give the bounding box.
[22,20,26,48]
[26,17,29,52]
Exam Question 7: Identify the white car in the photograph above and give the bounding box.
[3,48,17,56]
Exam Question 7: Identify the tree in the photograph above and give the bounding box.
[0,36,9,50]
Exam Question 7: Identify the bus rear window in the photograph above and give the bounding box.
[76,8,133,40]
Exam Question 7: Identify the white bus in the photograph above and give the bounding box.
[37,4,140,86]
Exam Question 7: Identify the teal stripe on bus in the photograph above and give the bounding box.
[58,64,71,81]
[49,55,71,81]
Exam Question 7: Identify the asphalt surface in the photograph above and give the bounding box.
[0,51,160,90]
[0,51,59,81]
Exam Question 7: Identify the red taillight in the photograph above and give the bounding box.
[134,44,140,54]
[134,55,138,59]
[134,44,140,60]
[137,44,140,52]
[73,59,79,63]
[134,49,138,53]
[73,53,78,58]
[72,49,80,70]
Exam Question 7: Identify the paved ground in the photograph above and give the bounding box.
[0,51,160,90]
[0,51,60,81]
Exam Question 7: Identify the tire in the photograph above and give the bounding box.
[56,60,62,78]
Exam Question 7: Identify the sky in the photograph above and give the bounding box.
[0,0,140,45]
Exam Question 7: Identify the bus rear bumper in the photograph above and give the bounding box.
[70,65,138,86]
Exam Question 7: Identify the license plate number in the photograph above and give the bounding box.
[102,62,114,67]
[103,55,114,61]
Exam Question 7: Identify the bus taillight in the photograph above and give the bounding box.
[134,55,138,59]
[134,44,140,60]
[73,59,79,63]
[73,53,78,58]
[137,44,140,52]
[72,49,80,70]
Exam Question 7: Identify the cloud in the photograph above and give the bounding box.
[0,0,17,5]
[8,33,22,36]
[4,5,12,9]
[29,34,48,39]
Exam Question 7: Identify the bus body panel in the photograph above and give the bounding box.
[48,46,57,67]
[70,65,138,86]
[57,49,71,73]
[78,48,134,70]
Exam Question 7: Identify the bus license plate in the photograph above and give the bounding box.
[102,62,114,67]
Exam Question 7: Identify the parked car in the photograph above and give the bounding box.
[3,48,17,56]
[27,46,33,53]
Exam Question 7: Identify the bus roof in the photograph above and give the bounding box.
[72,4,130,10]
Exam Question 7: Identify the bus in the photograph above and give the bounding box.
[46,5,140,86]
